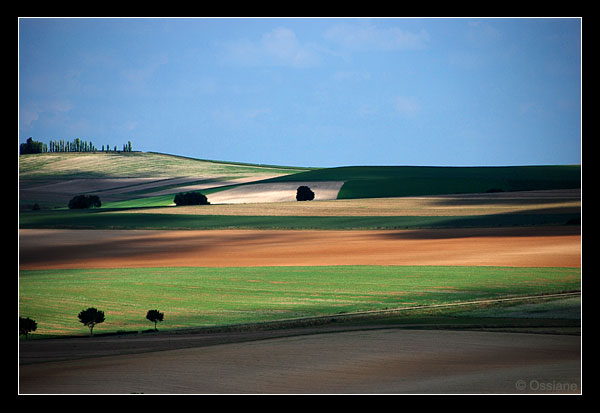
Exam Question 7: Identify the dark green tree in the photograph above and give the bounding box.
[174,191,210,206]
[20,137,46,154]
[78,307,105,336]
[68,194,101,209]
[19,317,37,339]
[146,309,164,331]
[296,186,315,201]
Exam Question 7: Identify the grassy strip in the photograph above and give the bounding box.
[19,209,580,230]
[19,265,580,338]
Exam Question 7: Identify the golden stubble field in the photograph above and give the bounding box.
[124,188,582,215]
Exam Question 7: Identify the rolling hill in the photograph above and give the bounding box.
[18,152,311,209]
[19,152,581,230]
[260,165,582,199]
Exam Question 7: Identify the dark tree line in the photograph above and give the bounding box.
[20,308,166,338]
[20,137,133,154]
[68,194,102,209]
[19,137,47,154]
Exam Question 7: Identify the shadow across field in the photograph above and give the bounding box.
[19,230,292,269]
[19,208,580,231]
[377,222,581,240]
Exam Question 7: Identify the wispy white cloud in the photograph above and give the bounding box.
[394,96,421,118]
[123,120,138,131]
[447,50,486,69]
[466,21,502,47]
[244,107,271,120]
[210,105,272,128]
[20,110,39,129]
[325,22,430,52]
[332,71,371,82]
[20,100,74,129]
[120,53,170,92]
[220,27,320,68]
[358,103,378,117]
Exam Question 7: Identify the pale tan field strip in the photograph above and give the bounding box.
[19,226,581,270]
[19,329,580,394]
[206,181,346,204]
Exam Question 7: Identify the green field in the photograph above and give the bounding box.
[102,164,581,208]
[19,265,580,338]
[19,209,580,230]
[263,165,581,199]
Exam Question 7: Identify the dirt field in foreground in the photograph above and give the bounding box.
[19,226,581,270]
[19,328,580,394]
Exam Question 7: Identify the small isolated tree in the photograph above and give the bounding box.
[19,317,37,339]
[173,191,210,206]
[78,307,105,336]
[296,186,315,201]
[146,309,164,331]
[68,194,102,209]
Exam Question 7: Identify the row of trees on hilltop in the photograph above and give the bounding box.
[19,137,48,154]
[20,137,133,154]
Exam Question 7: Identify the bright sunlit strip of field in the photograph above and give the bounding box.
[19,265,580,337]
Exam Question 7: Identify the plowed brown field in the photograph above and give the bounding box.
[19,225,580,270]
[19,328,581,394]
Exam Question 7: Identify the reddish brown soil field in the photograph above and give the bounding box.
[19,226,580,270]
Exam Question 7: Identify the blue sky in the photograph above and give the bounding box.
[18,18,581,167]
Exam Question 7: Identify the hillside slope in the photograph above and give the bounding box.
[19,152,581,209]
[260,165,581,199]
[206,164,581,204]
[19,152,309,208]
[19,151,309,180]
